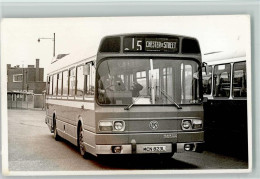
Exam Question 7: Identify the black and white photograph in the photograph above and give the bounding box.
[1,15,251,175]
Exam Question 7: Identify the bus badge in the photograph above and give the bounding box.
[149,120,159,130]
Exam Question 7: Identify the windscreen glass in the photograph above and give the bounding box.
[97,58,201,105]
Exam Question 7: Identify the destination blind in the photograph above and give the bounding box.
[123,37,179,53]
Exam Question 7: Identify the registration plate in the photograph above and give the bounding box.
[143,146,166,152]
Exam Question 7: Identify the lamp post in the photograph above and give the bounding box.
[38,33,56,57]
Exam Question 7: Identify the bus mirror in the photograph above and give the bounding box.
[202,62,207,75]
[83,64,91,75]
[91,61,96,69]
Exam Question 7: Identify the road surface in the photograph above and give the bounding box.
[7,109,248,171]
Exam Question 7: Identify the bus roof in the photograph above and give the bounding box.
[99,33,198,39]
[46,51,96,75]
[202,50,246,65]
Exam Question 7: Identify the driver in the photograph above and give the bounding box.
[98,74,126,104]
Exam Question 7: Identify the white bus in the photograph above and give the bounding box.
[45,33,204,159]
[202,51,247,157]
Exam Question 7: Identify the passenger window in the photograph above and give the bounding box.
[57,73,62,95]
[233,62,246,97]
[85,63,95,97]
[62,71,68,96]
[69,68,76,96]
[47,76,52,95]
[202,65,212,95]
[53,74,57,96]
[76,65,84,98]
[213,64,231,97]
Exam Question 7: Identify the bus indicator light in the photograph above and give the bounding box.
[184,144,192,151]
[99,121,113,131]
[112,146,122,153]
[192,119,203,129]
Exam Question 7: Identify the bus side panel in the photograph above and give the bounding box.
[83,130,97,156]
[46,99,96,147]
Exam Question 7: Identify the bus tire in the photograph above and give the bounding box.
[78,125,88,158]
[53,120,60,141]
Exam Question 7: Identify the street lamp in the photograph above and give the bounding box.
[38,33,56,57]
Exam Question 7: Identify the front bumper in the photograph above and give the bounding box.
[93,131,204,154]
[95,142,204,154]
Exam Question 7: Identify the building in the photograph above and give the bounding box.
[7,59,45,94]
[7,59,46,109]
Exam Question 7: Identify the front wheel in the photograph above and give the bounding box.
[79,125,88,158]
[53,121,60,141]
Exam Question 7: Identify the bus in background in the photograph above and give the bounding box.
[202,52,247,157]
[45,33,204,159]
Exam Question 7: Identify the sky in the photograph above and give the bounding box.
[1,15,250,80]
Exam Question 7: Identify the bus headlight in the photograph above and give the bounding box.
[182,120,192,130]
[113,121,125,131]
[99,121,113,131]
[181,119,203,130]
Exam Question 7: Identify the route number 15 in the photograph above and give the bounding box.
[132,38,142,51]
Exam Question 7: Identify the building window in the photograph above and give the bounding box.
[13,74,23,82]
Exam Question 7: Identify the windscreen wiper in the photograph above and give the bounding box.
[158,87,182,109]
[124,95,143,110]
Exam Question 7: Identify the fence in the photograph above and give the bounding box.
[7,92,45,110]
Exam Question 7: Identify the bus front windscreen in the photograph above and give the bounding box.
[97,58,201,105]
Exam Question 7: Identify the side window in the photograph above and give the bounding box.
[85,62,95,97]
[181,64,192,101]
[62,71,68,96]
[233,62,246,97]
[69,68,76,96]
[57,72,62,96]
[47,76,50,95]
[76,65,84,98]
[91,64,96,95]
[213,64,231,97]
[53,74,57,96]
[202,65,212,95]
[49,76,53,95]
